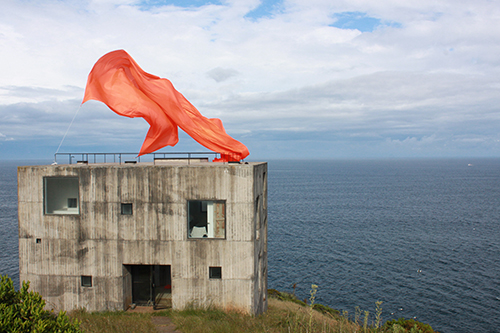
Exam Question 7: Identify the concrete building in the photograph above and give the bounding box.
[18,159,268,315]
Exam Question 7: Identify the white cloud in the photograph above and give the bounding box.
[0,131,14,141]
[0,0,500,159]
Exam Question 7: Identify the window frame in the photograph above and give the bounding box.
[81,275,92,287]
[67,198,78,208]
[209,266,222,279]
[121,203,133,215]
[187,200,226,239]
[43,176,80,215]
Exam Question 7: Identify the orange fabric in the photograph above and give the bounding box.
[82,50,249,162]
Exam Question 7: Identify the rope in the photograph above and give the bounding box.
[54,105,82,158]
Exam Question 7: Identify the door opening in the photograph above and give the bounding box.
[128,265,171,309]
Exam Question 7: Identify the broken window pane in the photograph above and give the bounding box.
[188,200,225,239]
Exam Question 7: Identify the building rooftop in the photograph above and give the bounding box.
[49,152,260,167]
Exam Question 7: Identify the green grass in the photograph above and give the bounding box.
[69,290,439,333]
[69,298,346,333]
[70,309,157,333]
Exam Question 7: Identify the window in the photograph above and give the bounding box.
[209,267,222,279]
[44,177,79,214]
[81,275,92,287]
[68,198,77,208]
[188,200,225,239]
[121,203,133,215]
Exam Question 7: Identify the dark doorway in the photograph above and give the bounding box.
[129,265,171,308]
[131,266,152,305]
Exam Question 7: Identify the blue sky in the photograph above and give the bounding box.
[1,0,500,160]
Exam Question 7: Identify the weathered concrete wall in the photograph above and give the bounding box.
[18,162,267,314]
[253,163,268,315]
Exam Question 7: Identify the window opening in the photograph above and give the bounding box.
[68,198,77,208]
[121,203,133,215]
[188,200,225,239]
[81,275,92,287]
[209,267,222,279]
[44,177,79,215]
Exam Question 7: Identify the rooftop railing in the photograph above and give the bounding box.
[54,152,221,165]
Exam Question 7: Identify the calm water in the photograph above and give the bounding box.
[267,159,500,333]
[1,159,499,332]
[0,160,22,287]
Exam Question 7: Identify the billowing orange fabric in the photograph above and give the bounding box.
[82,50,249,162]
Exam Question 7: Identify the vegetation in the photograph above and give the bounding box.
[70,286,439,333]
[0,275,82,333]
[383,318,438,333]
[70,309,156,333]
[1,275,439,333]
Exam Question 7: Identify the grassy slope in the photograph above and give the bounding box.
[70,292,437,333]
[72,300,340,333]
[167,298,359,333]
[71,298,357,333]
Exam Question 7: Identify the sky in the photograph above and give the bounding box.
[1,0,500,160]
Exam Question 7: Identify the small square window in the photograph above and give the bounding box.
[121,203,133,215]
[36,238,41,244]
[209,267,222,279]
[68,198,77,208]
[81,275,92,287]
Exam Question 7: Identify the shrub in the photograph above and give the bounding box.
[0,275,82,332]
[312,303,340,317]
[383,317,438,333]
[268,289,306,306]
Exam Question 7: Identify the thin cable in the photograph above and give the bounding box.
[54,105,82,157]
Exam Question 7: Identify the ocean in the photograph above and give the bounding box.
[1,158,499,332]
